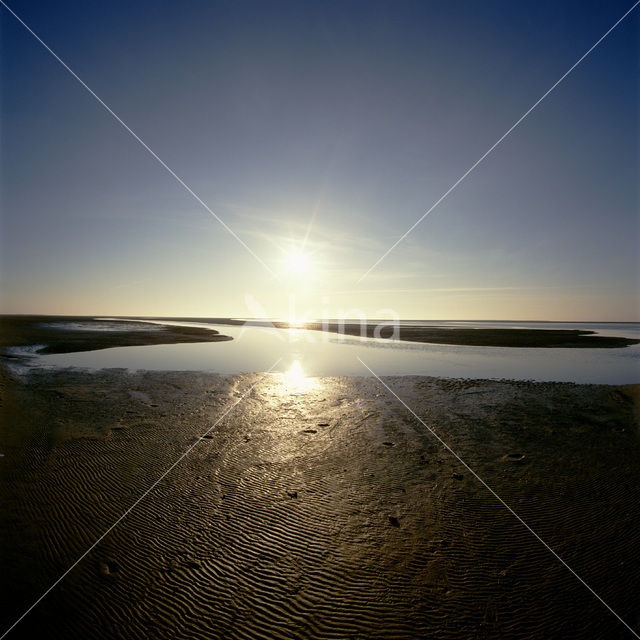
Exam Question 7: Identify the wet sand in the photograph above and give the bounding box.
[112,316,640,348]
[0,316,232,356]
[1,363,639,639]
[268,322,639,348]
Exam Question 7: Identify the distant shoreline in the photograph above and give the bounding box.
[0,316,232,357]
[0,316,638,355]
[109,316,640,348]
[269,322,640,348]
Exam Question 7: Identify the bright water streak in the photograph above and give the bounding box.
[31,321,640,385]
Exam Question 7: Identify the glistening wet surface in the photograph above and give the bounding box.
[1,368,638,639]
[30,321,640,384]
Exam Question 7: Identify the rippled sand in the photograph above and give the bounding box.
[1,367,638,639]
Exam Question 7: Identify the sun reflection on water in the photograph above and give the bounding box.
[280,359,317,393]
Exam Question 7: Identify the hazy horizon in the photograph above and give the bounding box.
[1,312,639,324]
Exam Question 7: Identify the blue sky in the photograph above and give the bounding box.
[1,0,638,320]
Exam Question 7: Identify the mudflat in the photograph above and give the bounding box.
[268,321,640,348]
[15,315,637,349]
[1,363,638,639]
[0,316,232,356]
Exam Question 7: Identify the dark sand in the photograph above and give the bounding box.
[1,361,639,639]
[112,316,640,348]
[268,322,639,348]
[0,316,232,356]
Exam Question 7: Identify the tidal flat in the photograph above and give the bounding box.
[1,361,639,639]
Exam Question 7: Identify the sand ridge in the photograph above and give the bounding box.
[0,316,232,357]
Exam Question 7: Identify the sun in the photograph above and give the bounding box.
[285,251,310,275]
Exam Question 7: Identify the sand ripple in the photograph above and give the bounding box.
[1,369,638,639]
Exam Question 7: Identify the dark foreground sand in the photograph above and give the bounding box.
[1,364,639,639]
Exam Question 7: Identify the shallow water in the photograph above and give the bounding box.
[32,321,640,384]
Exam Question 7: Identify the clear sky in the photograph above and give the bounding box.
[1,0,638,321]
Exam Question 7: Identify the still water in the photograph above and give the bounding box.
[32,321,640,384]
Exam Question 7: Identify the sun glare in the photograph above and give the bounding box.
[286,360,306,384]
[285,251,310,275]
[281,359,316,392]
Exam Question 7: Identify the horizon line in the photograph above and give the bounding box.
[1,313,638,324]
